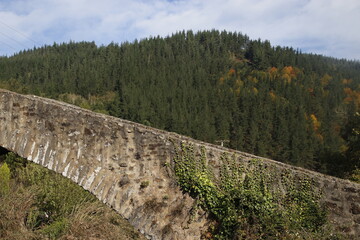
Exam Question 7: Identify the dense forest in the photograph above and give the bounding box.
[0,30,359,180]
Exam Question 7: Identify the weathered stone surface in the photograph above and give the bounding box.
[351,203,360,215]
[0,88,360,238]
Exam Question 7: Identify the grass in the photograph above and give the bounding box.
[0,151,145,240]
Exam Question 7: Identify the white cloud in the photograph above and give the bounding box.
[0,0,359,60]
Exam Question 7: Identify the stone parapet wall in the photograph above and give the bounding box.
[0,89,359,238]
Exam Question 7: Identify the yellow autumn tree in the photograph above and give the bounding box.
[227,68,236,77]
[268,67,278,75]
[342,78,353,85]
[269,91,276,101]
[281,66,297,84]
[343,88,360,110]
[233,79,243,96]
[218,77,225,85]
[320,74,332,87]
[253,87,258,95]
[310,114,321,132]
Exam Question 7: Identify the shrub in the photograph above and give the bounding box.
[40,218,69,239]
[173,143,328,239]
[0,163,11,196]
[4,152,27,177]
[0,151,145,240]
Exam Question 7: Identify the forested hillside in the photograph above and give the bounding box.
[0,30,359,179]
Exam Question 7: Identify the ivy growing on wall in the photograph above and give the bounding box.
[173,143,331,239]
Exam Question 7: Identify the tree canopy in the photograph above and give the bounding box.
[1,30,359,178]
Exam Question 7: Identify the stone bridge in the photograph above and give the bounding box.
[0,89,359,239]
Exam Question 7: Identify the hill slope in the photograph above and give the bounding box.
[0,30,359,178]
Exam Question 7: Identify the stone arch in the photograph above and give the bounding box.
[1,89,359,238]
[0,89,209,239]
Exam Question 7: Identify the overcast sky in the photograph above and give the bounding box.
[0,0,359,60]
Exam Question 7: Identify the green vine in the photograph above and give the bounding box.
[173,143,329,239]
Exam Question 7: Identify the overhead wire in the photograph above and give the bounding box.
[0,19,42,55]
[0,30,33,50]
[0,39,17,51]
[0,20,40,46]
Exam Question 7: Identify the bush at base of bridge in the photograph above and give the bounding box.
[0,162,10,196]
[173,143,339,240]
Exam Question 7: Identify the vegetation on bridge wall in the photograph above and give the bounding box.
[173,143,341,239]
